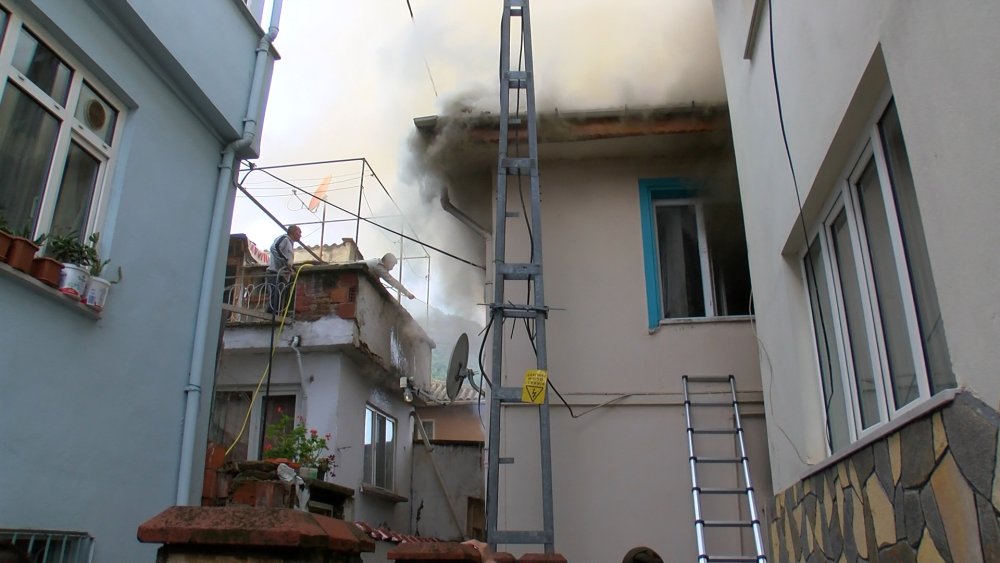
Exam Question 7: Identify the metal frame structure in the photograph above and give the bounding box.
[486,0,555,553]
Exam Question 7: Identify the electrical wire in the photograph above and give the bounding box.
[765,0,820,465]
[224,263,313,456]
[247,166,485,271]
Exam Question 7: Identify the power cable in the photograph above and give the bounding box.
[246,166,485,270]
[404,0,439,97]
[766,0,820,464]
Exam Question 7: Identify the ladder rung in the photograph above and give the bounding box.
[700,520,754,528]
[691,428,739,434]
[499,263,540,280]
[684,376,733,383]
[687,400,736,407]
[698,487,749,495]
[704,556,760,562]
[694,457,745,464]
[506,71,529,89]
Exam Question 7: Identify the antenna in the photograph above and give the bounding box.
[446,333,481,401]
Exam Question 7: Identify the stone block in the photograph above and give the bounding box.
[878,540,916,563]
[930,452,983,562]
[899,417,935,489]
[920,481,952,561]
[874,439,894,496]
[943,394,999,499]
[889,433,902,486]
[853,445,875,484]
[903,490,924,547]
[917,527,945,563]
[976,493,1000,563]
[866,473,896,549]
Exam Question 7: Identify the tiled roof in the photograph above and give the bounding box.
[354,521,445,544]
[424,379,485,404]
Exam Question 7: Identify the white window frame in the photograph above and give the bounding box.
[212,386,301,461]
[652,199,717,319]
[363,404,397,491]
[0,3,123,239]
[803,95,938,451]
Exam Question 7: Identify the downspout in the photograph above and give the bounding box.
[441,189,489,240]
[175,1,284,505]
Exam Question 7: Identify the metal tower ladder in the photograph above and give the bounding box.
[682,375,767,563]
[486,0,555,554]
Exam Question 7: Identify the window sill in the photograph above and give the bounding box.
[789,388,960,486]
[0,261,100,320]
[651,315,754,333]
[360,484,407,503]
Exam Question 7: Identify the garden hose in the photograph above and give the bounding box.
[224,263,313,456]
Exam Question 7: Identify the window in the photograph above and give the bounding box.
[805,100,955,452]
[0,5,121,240]
[639,179,752,328]
[209,391,297,461]
[363,405,396,490]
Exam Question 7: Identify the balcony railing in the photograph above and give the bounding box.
[0,529,94,562]
[222,273,294,324]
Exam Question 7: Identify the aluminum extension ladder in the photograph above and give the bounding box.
[682,375,767,563]
[485,0,555,554]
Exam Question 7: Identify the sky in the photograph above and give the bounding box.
[232,0,726,322]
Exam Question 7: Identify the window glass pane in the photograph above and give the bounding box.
[50,142,100,237]
[806,238,851,451]
[0,83,60,234]
[879,102,955,393]
[831,210,881,429]
[705,203,751,315]
[210,392,252,462]
[363,408,373,484]
[75,82,117,144]
[12,30,72,105]
[855,159,920,409]
[375,413,387,488]
[384,417,395,490]
[0,10,8,45]
[655,204,704,318]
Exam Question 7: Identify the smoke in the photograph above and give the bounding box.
[237,0,727,326]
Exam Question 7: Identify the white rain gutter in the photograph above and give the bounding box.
[175,0,284,505]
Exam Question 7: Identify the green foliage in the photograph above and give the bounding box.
[46,233,91,265]
[264,413,336,472]
[85,233,123,283]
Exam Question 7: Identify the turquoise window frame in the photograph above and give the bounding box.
[638,178,697,329]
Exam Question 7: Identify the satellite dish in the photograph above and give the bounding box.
[446,333,480,401]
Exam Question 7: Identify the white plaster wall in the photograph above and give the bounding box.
[711,0,1000,490]
[410,443,484,540]
[479,149,771,559]
[335,355,416,531]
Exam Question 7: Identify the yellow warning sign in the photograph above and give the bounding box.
[521,369,548,404]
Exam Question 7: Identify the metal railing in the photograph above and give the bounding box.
[222,273,294,323]
[0,530,94,562]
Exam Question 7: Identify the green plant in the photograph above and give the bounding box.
[13,228,46,245]
[46,233,91,265]
[264,413,335,471]
[86,232,122,283]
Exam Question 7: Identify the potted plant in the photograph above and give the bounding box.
[46,232,92,298]
[6,229,45,273]
[263,413,335,480]
[0,214,12,263]
[30,252,63,288]
[82,232,121,311]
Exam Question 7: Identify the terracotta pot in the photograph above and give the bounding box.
[6,237,40,272]
[0,231,12,262]
[30,257,63,287]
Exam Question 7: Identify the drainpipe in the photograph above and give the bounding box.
[441,189,489,240]
[175,1,284,505]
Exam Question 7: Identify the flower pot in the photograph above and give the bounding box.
[83,276,112,311]
[30,257,63,287]
[0,231,12,262]
[58,263,90,299]
[6,237,40,272]
[298,466,318,480]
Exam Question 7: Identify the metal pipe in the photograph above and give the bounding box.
[175,0,283,505]
[412,412,466,539]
